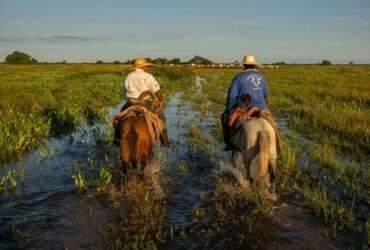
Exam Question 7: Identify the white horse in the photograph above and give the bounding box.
[230,117,277,199]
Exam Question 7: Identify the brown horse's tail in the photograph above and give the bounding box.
[257,131,271,177]
[120,118,138,169]
[128,125,138,167]
[120,116,152,171]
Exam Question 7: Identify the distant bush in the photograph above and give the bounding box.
[188,55,213,65]
[152,57,169,64]
[123,57,183,65]
[169,58,182,64]
[5,51,38,64]
[113,60,121,64]
[321,60,332,65]
[96,60,104,64]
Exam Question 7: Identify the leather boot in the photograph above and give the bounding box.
[221,112,233,151]
[114,123,121,147]
[160,128,171,147]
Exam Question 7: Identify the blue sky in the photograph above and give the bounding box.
[1,0,369,63]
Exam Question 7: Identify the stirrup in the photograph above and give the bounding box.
[161,138,172,148]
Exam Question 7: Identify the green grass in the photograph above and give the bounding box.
[194,66,370,160]
[0,64,194,164]
[1,64,369,247]
[190,65,370,247]
[0,64,126,163]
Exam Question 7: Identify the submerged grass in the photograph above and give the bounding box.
[106,172,167,250]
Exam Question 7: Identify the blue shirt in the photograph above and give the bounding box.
[226,69,269,110]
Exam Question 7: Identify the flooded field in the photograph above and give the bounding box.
[0,65,369,249]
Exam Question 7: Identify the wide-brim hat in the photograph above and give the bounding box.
[134,58,153,68]
[243,54,261,67]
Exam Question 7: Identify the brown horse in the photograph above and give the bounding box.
[118,114,154,175]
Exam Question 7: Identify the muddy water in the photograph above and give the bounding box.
[164,94,214,249]
[0,77,343,249]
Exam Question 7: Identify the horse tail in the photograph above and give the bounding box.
[128,124,139,167]
[128,116,151,170]
[257,131,271,177]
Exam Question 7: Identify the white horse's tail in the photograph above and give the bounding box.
[257,131,271,177]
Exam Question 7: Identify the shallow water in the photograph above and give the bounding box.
[0,103,123,249]
[0,77,344,249]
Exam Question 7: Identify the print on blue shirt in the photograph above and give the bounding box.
[226,70,269,110]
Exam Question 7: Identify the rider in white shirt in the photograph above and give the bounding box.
[124,68,161,99]
[115,58,171,147]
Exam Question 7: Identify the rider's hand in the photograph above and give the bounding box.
[158,101,164,111]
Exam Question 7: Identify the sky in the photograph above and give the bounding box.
[0,0,370,63]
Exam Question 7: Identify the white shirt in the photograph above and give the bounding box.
[124,69,160,99]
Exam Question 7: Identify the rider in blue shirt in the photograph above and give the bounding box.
[226,68,269,111]
[222,54,280,151]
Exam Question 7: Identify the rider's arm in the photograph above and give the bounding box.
[265,98,269,105]
[263,78,270,105]
[148,75,160,94]
[155,90,165,110]
[226,75,240,110]
[123,77,129,98]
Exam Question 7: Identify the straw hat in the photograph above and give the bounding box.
[134,58,153,68]
[243,54,261,67]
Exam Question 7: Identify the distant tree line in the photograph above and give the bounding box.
[272,61,286,65]
[120,56,212,65]
[2,51,360,65]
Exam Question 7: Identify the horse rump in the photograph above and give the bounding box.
[119,115,153,175]
[231,118,277,200]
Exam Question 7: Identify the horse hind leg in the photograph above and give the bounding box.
[268,160,277,195]
[121,161,128,176]
[134,158,147,179]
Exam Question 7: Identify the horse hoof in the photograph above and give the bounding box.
[266,192,278,202]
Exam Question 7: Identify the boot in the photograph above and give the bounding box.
[223,129,233,151]
[221,112,233,151]
[114,123,121,147]
[160,128,171,148]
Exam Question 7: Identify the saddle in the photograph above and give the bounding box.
[112,105,164,144]
[228,107,261,128]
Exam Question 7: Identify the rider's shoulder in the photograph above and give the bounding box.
[241,69,266,79]
[234,69,256,80]
[128,69,153,78]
